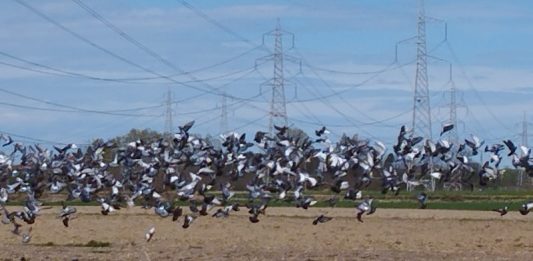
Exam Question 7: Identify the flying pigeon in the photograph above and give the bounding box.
[59,202,77,227]
[440,123,454,136]
[503,140,517,156]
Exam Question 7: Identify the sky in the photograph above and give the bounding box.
[0,0,532,149]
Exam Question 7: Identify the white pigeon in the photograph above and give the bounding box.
[145,226,155,242]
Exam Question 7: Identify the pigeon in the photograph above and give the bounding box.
[417,192,428,209]
[315,126,329,137]
[179,120,195,133]
[254,131,269,143]
[21,227,32,244]
[440,123,454,136]
[1,135,13,147]
[0,188,7,204]
[59,202,77,227]
[172,206,183,222]
[182,215,196,229]
[99,201,115,215]
[492,206,508,216]
[296,196,318,210]
[249,214,260,223]
[1,206,21,234]
[326,196,339,207]
[465,135,484,155]
[145,226,155,242]
[0,119,529,233]
[519,201,533,215]
[356,197,376,223]
[312,214,333,225]
[344,188,362,200]
[503,140,517,156]
[330,180,350,194]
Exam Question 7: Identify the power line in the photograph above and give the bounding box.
[0,51,145,84]
[0,50,270,119]
[444,40,514,133]
[182,45,265,75]
[286,62,410,135]
[288,108,411,128]
[177,0,259,48]
[166,68,270,117]
[0,86,258,121]
[0,49,260,85]
[0,87,163,117]
[463,105,499,141]
[287,70,381,140]
[13,0,167,80]
[230,115,269,133]
[295,51,403,127]
[71,0,268,104]
[290,60,412,103]
[72,0,176,71]
[0,80,260,119]
[0,100,160,117]
[305,63,400,75]
[13,0,260,103]
[291,32,446,104]
[0,129,88,146]
[75,0,265,75]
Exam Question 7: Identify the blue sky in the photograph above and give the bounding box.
[0,0,532,148]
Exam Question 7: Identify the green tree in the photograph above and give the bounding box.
[112,128,164,147]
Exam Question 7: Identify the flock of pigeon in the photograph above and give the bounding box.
[0,121,532,243]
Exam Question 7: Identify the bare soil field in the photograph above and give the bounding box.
[1,207,533,260]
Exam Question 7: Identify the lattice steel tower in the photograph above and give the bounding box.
[268,19,288,134]
[518,111,529,186]
[220,92,228,134]
[164,87,174,134]
[257,19,297,135]
[411,0,433,140]
[447,65,459,144]
[523,111,529,147]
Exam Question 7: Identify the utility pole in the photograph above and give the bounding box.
[220,92,228,134]
[164,87,174,134]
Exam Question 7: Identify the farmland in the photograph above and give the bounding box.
[1,206,533,260]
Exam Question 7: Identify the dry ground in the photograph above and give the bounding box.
[1,206,533,260]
